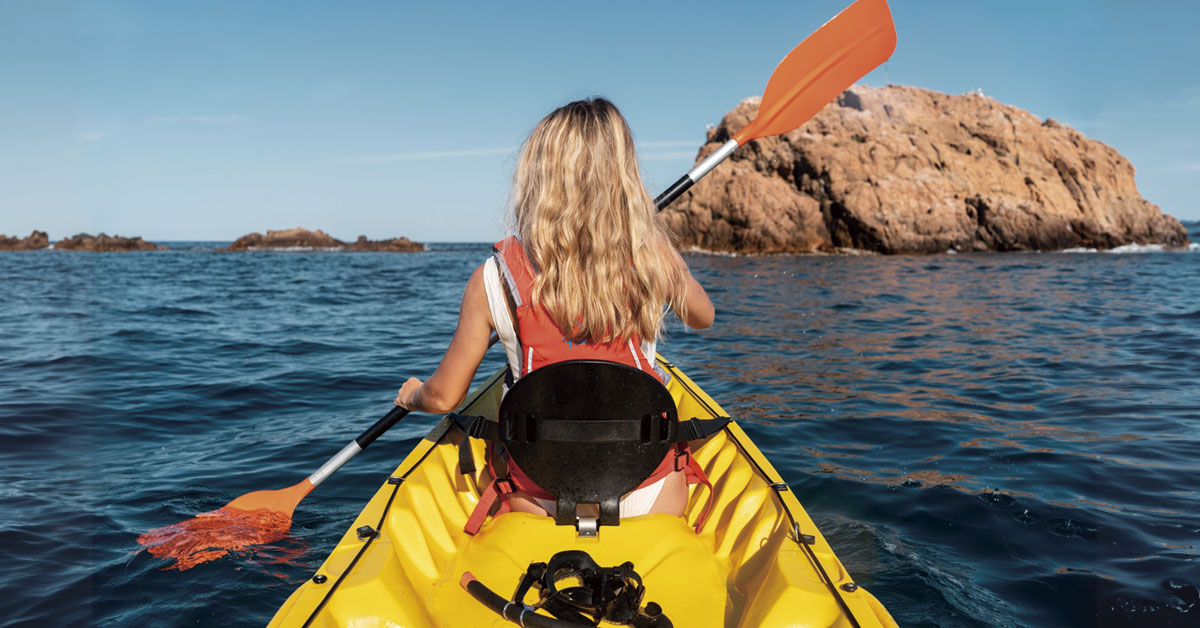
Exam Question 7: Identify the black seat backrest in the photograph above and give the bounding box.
[498,360,678,528]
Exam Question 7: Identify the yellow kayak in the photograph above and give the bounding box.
[268,357,897,627]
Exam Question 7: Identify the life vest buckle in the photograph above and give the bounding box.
[673,448,691,473]
[493,476,517,496]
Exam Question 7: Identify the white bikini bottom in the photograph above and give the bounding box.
[530,476,668,519]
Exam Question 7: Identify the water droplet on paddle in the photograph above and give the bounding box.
[137,507,293,571]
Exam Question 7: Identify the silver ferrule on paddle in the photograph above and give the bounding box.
[686,138,739,183]
[307,440,364,487]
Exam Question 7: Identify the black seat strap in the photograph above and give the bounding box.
[676,416,732,442]
[448,412,732,474]
[448,413,496,475]
[520,415,732,444]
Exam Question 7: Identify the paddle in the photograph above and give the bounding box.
[137,406,412,570]
[139,0,896,571]
[654,0,896,210]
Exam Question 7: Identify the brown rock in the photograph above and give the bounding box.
[53,233,165,252]
[221,228,423,252]
[0,230,50,251]
[221,227,343,251]
[347,235,425,252]
[663,85,1190,253]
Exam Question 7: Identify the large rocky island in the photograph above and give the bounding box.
[0,231,50,251]
[663,85,1189,254]
[221,228,424,252]
[54,233,166,251]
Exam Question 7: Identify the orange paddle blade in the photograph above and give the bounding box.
[137,506,295,571]
[136,479,315,571]
[734,0,897,145]
[225,478,315,518]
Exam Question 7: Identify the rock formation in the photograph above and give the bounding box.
[222,228,342,250]
[0,230,50,251]
[347,235,424,252]
[663,85,1190,254]
[221,228,424,252]
[53,233,165,251]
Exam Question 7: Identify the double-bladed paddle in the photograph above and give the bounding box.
[139,0,896,570]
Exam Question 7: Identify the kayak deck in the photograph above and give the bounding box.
[268,358,896,627]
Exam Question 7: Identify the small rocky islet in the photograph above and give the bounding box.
[219,228,425,252]
[0,231,50,251]
[55,233,167,251]
[0,231,166,252]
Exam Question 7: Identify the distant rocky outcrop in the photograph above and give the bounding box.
[663,84,1190,254]
[53,233,165,252]
[347,235,424,252]
[221,228,424,252]
[0,230,50,251]
[222,228,342,250]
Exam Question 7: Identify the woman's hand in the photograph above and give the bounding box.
[394,377,423,409]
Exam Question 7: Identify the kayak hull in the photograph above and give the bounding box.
[268,358,897,627]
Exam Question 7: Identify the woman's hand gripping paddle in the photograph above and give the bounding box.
[137,406,410,570]
[654,0,897,210]
[138,0,897,571]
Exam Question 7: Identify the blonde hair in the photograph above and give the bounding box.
[511,98,684,345]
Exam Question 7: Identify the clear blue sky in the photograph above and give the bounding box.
[2,1,1197,242]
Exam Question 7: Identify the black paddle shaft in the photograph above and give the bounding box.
[654,175,694,211]
[356,406,410,449]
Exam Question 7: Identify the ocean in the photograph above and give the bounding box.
[1,223,1197,627]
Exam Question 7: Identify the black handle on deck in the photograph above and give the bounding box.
[355,406,410,449]
[462,573,588,628]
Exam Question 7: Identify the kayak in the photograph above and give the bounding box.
[267,357,897,627]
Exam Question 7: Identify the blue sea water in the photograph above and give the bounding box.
[1,225,1197,627]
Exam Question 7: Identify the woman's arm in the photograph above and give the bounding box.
[668,245,715,330]
[394,264,493,414]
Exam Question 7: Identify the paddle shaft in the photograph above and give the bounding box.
[654,139,739,211]
[305,407,408,487]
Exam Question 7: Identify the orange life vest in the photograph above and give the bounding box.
[491,236,663,382]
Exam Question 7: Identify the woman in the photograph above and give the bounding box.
[394,97,714,523]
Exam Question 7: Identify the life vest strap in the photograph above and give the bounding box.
[464,475,517,535]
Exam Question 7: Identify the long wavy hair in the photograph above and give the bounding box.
[511,97,684,344]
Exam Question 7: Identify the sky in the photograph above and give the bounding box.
[1,0,1197,242]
